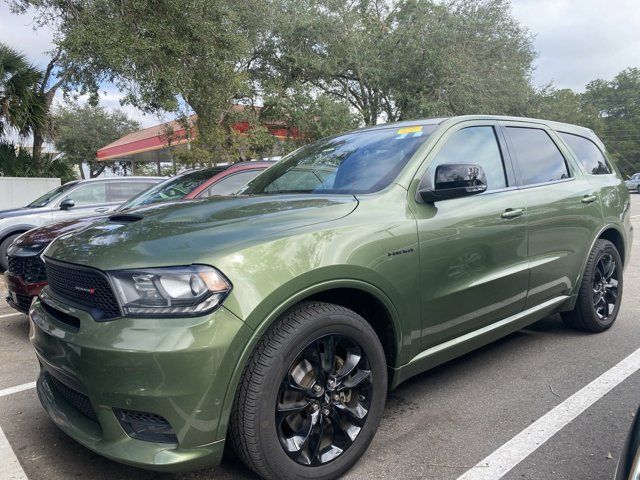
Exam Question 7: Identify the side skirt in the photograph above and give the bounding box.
[390,295,570,389]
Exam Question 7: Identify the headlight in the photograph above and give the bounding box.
[109,265,231,317]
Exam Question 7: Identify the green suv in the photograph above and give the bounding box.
[30,116,632,479]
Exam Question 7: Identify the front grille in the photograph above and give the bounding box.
[46,373,99,423]
[7,254,47,283]
[45,260,120,320]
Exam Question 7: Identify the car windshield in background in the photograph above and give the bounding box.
[239,125,436,195]
[119,168,223,210]
[27,182,78,208]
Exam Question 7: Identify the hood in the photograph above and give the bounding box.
[44,194,358,270]
[0,206,48,220]
[11,216,104,254]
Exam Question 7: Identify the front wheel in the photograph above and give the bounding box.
[230,302,387,480]
[562,239,623,332]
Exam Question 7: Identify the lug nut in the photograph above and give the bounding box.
[313,384,322,393]
[312,403,319,411]
[332,394,340,402]
[322,408,330,416]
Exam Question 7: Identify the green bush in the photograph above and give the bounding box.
[0,142,76,183]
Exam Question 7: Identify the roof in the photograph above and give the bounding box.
[97,118,194,162]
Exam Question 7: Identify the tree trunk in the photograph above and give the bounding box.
[31,126,44,170]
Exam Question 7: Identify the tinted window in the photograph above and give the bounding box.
[201,170,263,197]
[240,125,436,195]
[63,183,107,206]
[558,132,611,175]
[109,182,156,202]
[433,126,507,190]
[507,127,570,185]
[27,182,78,208]
[119,168,223,210]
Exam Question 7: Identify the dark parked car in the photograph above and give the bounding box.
[0,176,163,270]
[4,161,273,313]
[30,116,631,479]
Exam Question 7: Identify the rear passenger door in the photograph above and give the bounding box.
[500,121,603,308]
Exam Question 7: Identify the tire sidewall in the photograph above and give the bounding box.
[584,241,623,330]
[255,310,387,480]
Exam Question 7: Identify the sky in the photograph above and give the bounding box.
[1,0,640,134]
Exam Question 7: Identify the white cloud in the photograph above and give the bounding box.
[511,0,640,91]
[0,3,54,67]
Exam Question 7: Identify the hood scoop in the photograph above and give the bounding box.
[108,213,143,224]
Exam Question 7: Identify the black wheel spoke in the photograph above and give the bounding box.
[276,333,373,467]
[591,251,620,321]
[339,369,372,390]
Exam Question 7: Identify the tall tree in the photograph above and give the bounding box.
[52,102,140,178]
[582,68,640,175]
[256,0,536,125]
[0,43,46,138]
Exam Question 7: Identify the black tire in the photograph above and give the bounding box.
[637,185,640,194]
[562,239,623,332]
[230,302,387,480]
[0,233,20,271]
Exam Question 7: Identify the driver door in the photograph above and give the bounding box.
[53,181,111,222]
[410,121,529,350]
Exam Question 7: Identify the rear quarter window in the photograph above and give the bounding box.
[557,132,612,175]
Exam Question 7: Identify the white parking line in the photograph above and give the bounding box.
[456,347,640,480]
[0,382,35,398]
[0,425,27,480]
[0,313,24,320]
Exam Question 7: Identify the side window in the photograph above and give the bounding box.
[558,132,611,175]
[109,182,155,202]
[433,126,507,190]
[202,170,264,197]
[506,127,570,185]
[62,183,107,206]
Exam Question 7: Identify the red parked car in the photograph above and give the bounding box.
[4,161,274,313]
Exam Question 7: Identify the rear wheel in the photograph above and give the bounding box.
[0,233,20,271]
[230,302,387,480]
[562,239,623,332]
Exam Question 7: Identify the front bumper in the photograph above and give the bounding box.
[5,271,46,313]
[29,288,253,472]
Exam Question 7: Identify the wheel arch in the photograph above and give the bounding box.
[216,279,402,440]
[0,226,33,245]
[598,226,626,266]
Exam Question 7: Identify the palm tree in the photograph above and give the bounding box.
[0,43,46,138]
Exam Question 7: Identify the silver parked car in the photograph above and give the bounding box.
[0,176,163,269]
[626,173,640,193]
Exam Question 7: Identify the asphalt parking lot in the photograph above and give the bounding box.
[1,194,639,480]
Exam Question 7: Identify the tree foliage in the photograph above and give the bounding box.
[0,142,75,181]
[52,102,140,178]
[0,43,46,138]
[256,0,536,125]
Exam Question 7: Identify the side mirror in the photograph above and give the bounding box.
[418,163,487,203]
[59,198,75,210]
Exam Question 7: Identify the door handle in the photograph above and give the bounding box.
[581,195,598,204]
[94,207,109,213]
[501,208,524,219]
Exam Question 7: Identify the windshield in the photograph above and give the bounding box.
[27,182,78,208]
[239,125,436,195]
[118,168,223,211]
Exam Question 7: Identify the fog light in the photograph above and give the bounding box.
[113,408,177,444]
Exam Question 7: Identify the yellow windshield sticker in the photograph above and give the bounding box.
[397,126,422,134]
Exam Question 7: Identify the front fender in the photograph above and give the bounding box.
[214,277,403,441]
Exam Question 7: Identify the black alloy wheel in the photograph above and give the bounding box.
[562,239,623,333]
[276,334,372,466]
[592,252,619,321]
